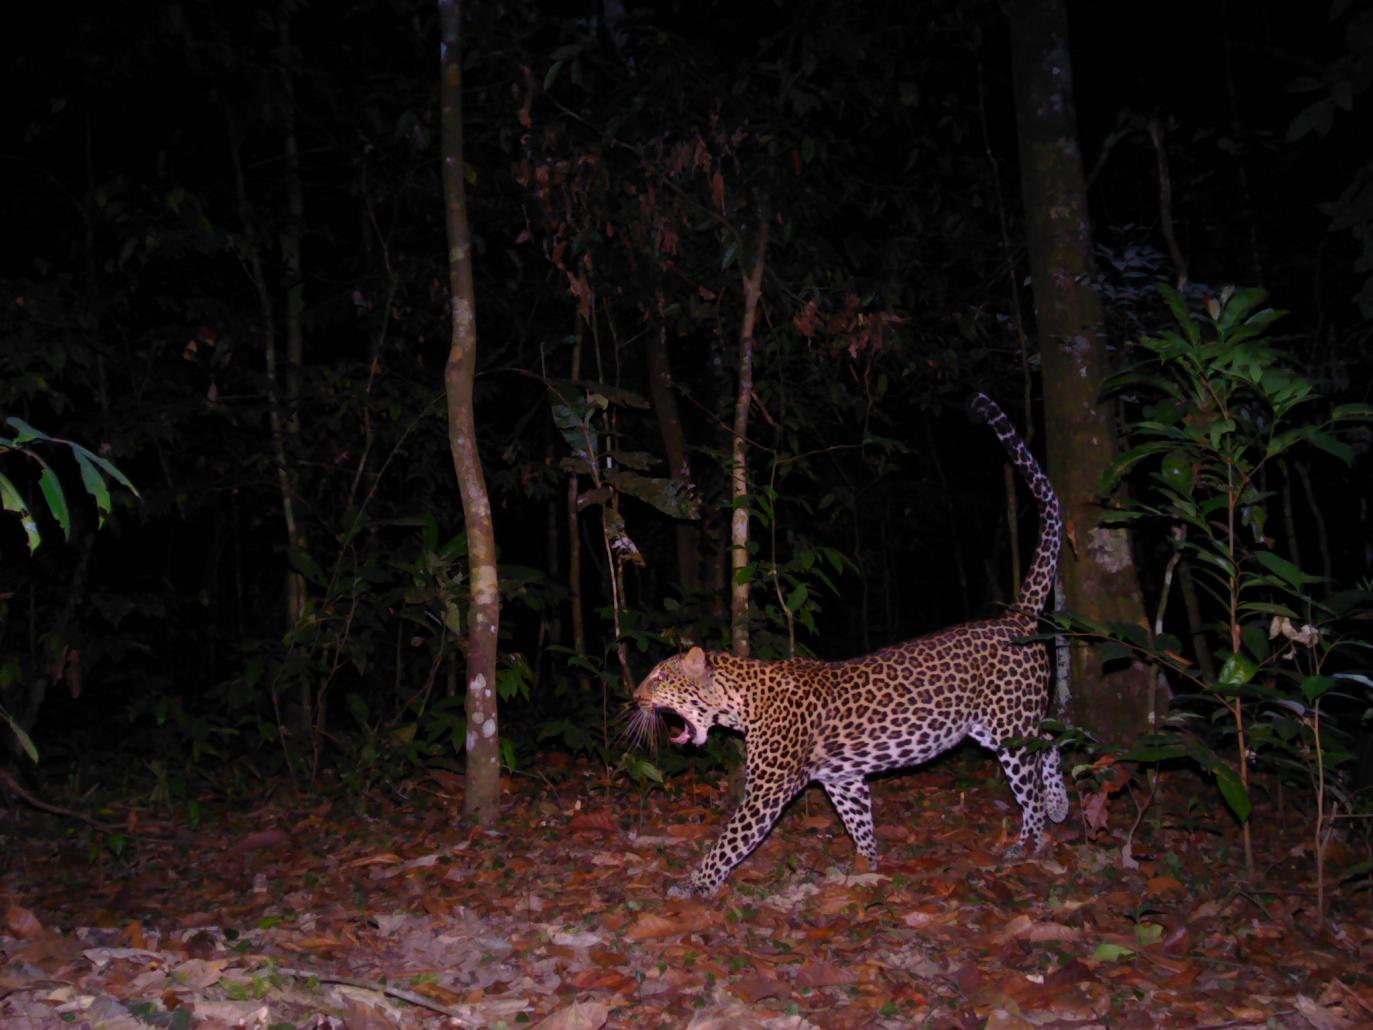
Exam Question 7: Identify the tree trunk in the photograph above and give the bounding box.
[645,315,700,592]
[277,13,315,751]
[1009,0,1153,743]
[729,221,769,658]
[439,0,500,826]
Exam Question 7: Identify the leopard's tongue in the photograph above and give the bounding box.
[671,727,691,745]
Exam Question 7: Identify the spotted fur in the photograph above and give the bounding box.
[634,393,1068,896]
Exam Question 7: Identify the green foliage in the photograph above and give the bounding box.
[1059,286,1373,860]
[0,419,138,763]
[0,417,138,555]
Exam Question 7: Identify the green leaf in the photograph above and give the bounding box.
[1214,765,1251,822]
[70,443,138,496]
[1098,442,1174,496]
[1240,622,1269,664]
[1215,287,1269,331]
[1158,285,1198,344]
[1307,431,1353,464]
[1092,942,1136,962]
[1122,743,1186,762]
[1331,403,1373,421]
[0,472,40,553]
[1100,639,1133,665]
[603,468,700,519]
[785,582,809,612]
[1207,419,1236,450]
[74,450,113,519]
[287,547,328,587]
[1218,652,1258,687]
[1300,676,1336,703]
[346,692,370,728]
[1252,550,1316,592]
[3,417,51,445]
[2,709,39,762]
[1134,922,1164,947]
[36,466,71,540]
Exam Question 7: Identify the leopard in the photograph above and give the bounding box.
[631,393,1069,897]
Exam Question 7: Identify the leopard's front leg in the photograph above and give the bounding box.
[682,764,807,897]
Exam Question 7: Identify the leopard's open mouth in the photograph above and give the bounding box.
[657,707,698,747]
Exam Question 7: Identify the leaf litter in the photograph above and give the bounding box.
[0,752,1370,1028]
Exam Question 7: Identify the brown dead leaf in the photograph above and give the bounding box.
[625,913,680,940]
[1044,959,1097,990]
[732,974,789,1003]
[664,822,712,839]
[566,968,637,993]
[794,960,848,988]
[1327,979,1373,1020]
[5,906,44,939]
[237,828,289,852]
[1294,995,1355,1030]
[344,851,404,868]
[568,812,617,832]
[115,921,146,949]
[1147,875,1185,894]
[994,914,1081,944]
[533,999,611,1030]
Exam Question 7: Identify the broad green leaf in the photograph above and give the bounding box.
[1307,431,1353,464]
[1216,287,1269,331]
[1207,419,1236,450]
[1218,652,1258,687]
[1099,442,1173,495]
[1135,922,1165,947]
[70,443,138,495]
[604,468,700,519]
[287,547,328,587]
[1122,743,1186,762]
[1240,622,1269,663]
[1214,765,1251,822]
[36,466,70,540]
[1300,676,1336,702]
[0,470,34,548]
[1100,639,1133,665]
[785,582,809,612]
[346,692,371,727]
[1158,285,1198,345]
[1159,452,1193,494]
[1252,550,1316,591]
[2,709,39,762]
[1331,403,1373,421]
[634,759,665,784]
[74,451,113,518]
[4,417,51,445]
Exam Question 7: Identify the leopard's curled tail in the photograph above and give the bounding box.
[969,393,1062,622]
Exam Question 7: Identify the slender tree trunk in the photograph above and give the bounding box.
[567,322,591,691]
[277,14,315,748]
[228,116,311,763]
[645,314,700,592]
[439,0,500,826]
[1009,0,1154,743]
[729,221,769,658]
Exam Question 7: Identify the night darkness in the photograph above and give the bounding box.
[0,1,1371,1020]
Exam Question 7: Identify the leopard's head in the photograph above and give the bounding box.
[631,646,737,748]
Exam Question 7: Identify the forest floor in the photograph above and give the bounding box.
[1,749,1371,1029]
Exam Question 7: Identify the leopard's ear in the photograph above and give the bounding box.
[682,646,709,681]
